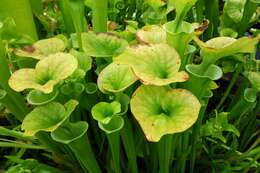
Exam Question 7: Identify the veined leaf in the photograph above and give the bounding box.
[193,36,260,62]
[22,100,78,136]
[97,63,138,93]
[82,32,129,57]
[130,85,201,142]
[9,53,78,93]
[13,37,66,59]
[114,43,189,86]
[91,101,121,124]
[136,25,166,44]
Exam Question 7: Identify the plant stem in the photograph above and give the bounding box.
[29,0,43,15]
[190,98,209,173]
[68,0,88,51]
[228,92,255,122]
[204,0,219,38]
[36,132,65,157]
[92,0,108,32]
[120,116,138,173]
[158,134,173,173]
[57,0,76,34]
[0,0,38,40]
[237,0,259,36]
[0,141,46,150]
[107,132,121,173]
[69,134,101,173]
[216,64,242,111]
[195,0,205,23]
[0,126,35,142]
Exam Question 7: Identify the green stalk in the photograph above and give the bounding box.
[92,0,108,32]
[0,36,29,121]
[69,134,101,173]
[57,0,76,34]
[0,126,35,142]
[228,77,249,110]
[228,93,255,122]
[190,98,209,173]
[0,0,38,40]
[216,64,242,111]
[195,0,205,23]
[36,132,66,157]
[178,132,189,173]
[107,132,121,173]
[204,0,219,38]
[149,142,159,173]
[29,0,43,15]
[158,135,173,173]
[120,117,138,173]
[69,0,88,51]
[240,102,260,150]
[237,0,259,36]
[0,141,46,150]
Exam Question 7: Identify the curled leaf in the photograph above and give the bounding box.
[91,101,121,124]
[69,49,92,72]
[13,37,66,59]
[97,63,138,93]
[114,43,189,86]
[130,85,201,142]
[51,121,88,144]
[9,53,78,93]
[193,36,260,62]
[98,115,124,134]
[22,100,78,136]
[27,89,59,106]
[136,25,166,43]
[82,32,129,57]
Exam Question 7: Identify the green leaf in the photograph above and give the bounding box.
[69,49,92,72]
[114,43,189,86]
[164,21,196,55]
[27,89,59,106]
[220,28,238,38]
[186,64,223,80]
[21,100,78,136]
[224,0,247,23]
[201,112,240,143]
[98,115,124,134]
[193,36,260,62]
[171,0,198,19]
[115,93,130,116]
[130,85,201,142]
[9,53,78,93]
[51,121,88,144]
[136,25,166,44]
[82,32,129,57]
[13,37,67,59]
[91,101,121,124]
[97,63,138,93]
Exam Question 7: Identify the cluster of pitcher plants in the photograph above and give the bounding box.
[0,0,260,172]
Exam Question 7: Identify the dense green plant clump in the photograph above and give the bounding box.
[0,0,260,173]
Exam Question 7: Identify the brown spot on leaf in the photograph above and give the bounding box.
[22,46,36,53]
[195,20,209,35]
